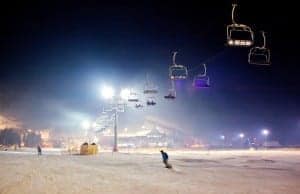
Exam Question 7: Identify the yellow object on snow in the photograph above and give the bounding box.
[80,143,99,155]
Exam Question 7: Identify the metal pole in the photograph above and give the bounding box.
[232,4,237,24]
[113,108,118,152]
[265,136,267,150]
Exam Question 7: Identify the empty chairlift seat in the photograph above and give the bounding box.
[144,75,158,94]
[135,103,143,108]
[248,31,271,65]
[143,87,158,94]
[248,47,270,65]
[193,76,210,88]
[169,65,188,80]
[169,51,188,80]
[128,92,139,102]
[192,64,210,88]
[164,89,176,99]
[226,4,254,47]
[164,80,176,99]
[146,97,156,106]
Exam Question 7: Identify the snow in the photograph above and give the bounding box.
[0,149,300,194]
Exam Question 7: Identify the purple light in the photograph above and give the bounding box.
[174,80,184,88]
[193,77,210,89]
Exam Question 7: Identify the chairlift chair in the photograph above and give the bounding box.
[248,31,271,65]
[164,80,176,99]
[193,76,210,88]
[143,87,158,94]
[169,52,188,80]
[146,97,156,106]
[95,128,106,133]
[227,4,254,47]
[128,91,139,102]
[128,98,139,102]
[144,74,158,94]
[164,90,176,99]
[135,103,143,108]
[147,101,156,106]
[169,66,188,80]
[103,107,113,112]
[192,64,210,88]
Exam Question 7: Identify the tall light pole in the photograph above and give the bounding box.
[101,86,128,152]
[113,107,118,152]
[239,133,245,148]
[81,120,90,142]
[261,129,269,149]
[220,135,225,149]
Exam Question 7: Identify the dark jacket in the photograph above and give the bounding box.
[161,151,168,161]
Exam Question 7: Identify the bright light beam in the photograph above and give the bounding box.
[101,86,115,99]
[120,88,130,100]
[239,133,244,138]
[81,120,90,130]
[262,129,269,136]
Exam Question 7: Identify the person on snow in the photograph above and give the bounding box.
[37,144,42,156]
[160,150,172,168]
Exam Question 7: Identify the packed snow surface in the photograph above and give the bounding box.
[0,149,299,194]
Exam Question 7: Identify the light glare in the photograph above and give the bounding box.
[262,129,269,136]
[81,120,90,130]
[120,88,130,100]
[101,86,115,99]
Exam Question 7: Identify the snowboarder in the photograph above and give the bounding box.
[160,150,172,168]
[37,145,42,156]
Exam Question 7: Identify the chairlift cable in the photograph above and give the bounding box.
[187,49,226,73]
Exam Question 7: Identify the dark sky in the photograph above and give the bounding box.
[0,0,299,144]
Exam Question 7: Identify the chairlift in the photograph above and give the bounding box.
[103,107,113,112]
[164,89,176,99]
[128,91,139,102]
[117,103,125,112]
[192,64,210,88]
[128,98,139,102]
[135,103,143,108]
[193,76,210,88]
[227,4,254,47]
[143,87,158,94]
[248,31,271,65]
[147,101,156,106]
[164,80,176,99]
[169,52,188,80]
[95,128,106,133]
[146,97,156,106]
[144,74,158,94]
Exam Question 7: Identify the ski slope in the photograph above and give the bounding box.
[0,149,299,194]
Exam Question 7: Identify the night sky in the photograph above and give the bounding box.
[0,0,299,144]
